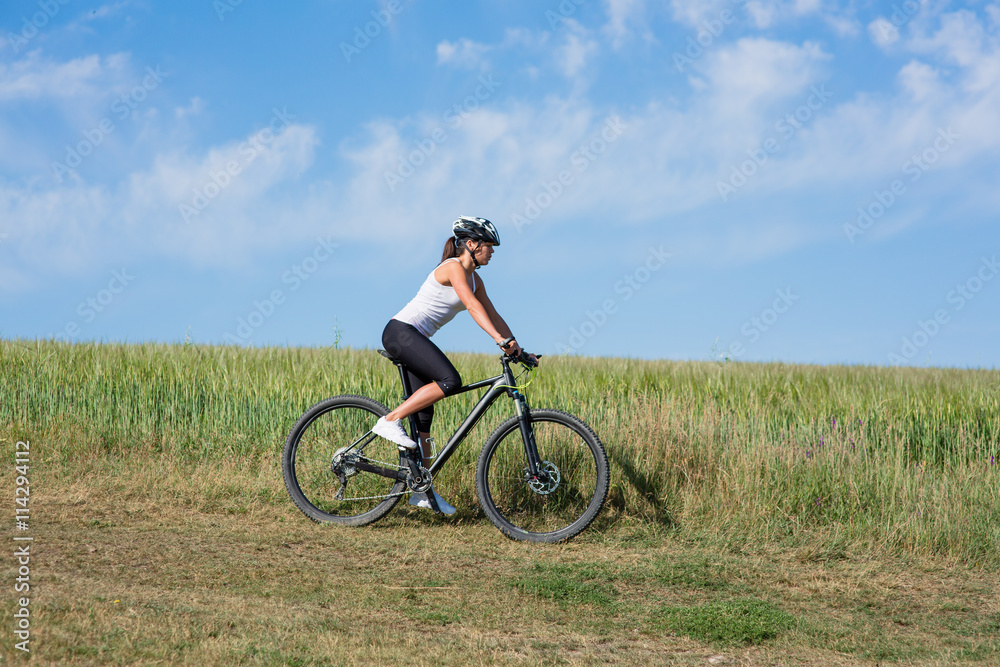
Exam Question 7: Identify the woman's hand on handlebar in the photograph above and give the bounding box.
[499,338,538,366]
[499,337,520,356]
[520,351,539,367]
[513,346,540,367]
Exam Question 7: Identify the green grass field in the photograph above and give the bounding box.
[2,339,999,664]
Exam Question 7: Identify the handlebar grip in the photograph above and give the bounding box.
[517,351,540,368]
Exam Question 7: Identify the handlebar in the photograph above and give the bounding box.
[504,351,541,368]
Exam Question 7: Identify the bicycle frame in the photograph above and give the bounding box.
[392,354,543,478]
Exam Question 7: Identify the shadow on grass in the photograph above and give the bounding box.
[358,450,676,540]
[606,445,675,527]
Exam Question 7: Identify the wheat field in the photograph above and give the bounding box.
[3,339,997,565]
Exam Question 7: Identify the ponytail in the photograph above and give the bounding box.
[440,236,469,263]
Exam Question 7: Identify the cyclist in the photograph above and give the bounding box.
[373,216,536,514]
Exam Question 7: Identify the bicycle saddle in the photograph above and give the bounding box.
[377,348,402,364]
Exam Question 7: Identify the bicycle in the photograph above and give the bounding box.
[282,349,609,542]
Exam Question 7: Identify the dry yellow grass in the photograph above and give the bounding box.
[0,451,997,664]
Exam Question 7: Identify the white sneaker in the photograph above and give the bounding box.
[431,490,457,515]
[408,490,457,515]
[408,492,434,510]
[372,416,417,449]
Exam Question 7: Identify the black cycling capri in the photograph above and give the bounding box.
[381,318,463,433]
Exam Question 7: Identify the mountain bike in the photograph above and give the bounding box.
[282,349,609,543]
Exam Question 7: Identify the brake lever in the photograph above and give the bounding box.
[518,352,541,368]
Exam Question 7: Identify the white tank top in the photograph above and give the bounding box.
[393,258,477,338]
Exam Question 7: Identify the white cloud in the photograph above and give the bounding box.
[702,38,830,118]
[0,52,128,102]
[825,13,860,37]
[557,20,600,79]
[174,96,206,119]
[909,9,987,67]
[745,1,777,28]
[603,0,650,48]
[869,17,900,47]
[0,50,176,181]
[320,40,838,251]
[435,24,595,83]
[1,120,320,290]
[436,38,492,69]
[6,6,1000,289]
[672,0,844,35]
[323,5,1000,264]
[745,0,824,29]
[336,98,599,235]
[906,8,1000,94]
[898,60,941,101]
[669,0,729,29]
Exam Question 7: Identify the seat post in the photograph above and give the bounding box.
[395,363,423,443]
[395,362,413,400]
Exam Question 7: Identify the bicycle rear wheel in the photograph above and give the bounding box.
[476,409,609,543]
[282,395,406,526]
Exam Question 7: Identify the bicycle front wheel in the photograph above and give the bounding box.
[283,395,406,526]
[476,409,609,543]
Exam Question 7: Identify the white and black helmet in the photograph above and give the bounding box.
[452,216,500,246]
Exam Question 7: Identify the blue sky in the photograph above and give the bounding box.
[2,0,998,368]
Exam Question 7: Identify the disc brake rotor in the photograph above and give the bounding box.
[526,461,560,495]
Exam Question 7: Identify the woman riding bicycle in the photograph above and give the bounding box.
[372,216,537,514]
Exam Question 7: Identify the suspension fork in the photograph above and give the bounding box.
[512,388,543,477]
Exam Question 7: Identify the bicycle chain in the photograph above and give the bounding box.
[335,490,410,502]
[335,453,428,502]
